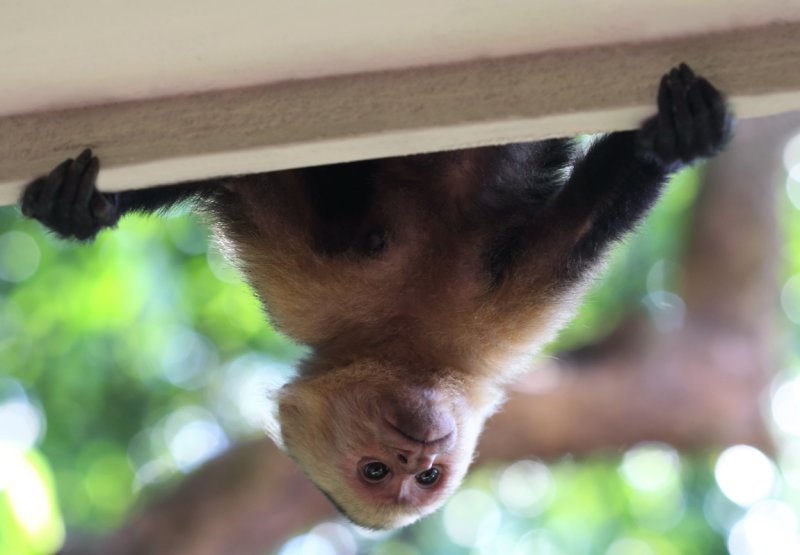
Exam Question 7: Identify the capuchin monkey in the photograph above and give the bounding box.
[20,64,732,529]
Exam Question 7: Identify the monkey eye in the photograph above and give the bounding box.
[362,461,391,482]
[415,467,441,487]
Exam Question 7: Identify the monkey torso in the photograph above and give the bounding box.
[211,141,587,377]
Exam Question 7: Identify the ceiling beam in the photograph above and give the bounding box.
[1,21,799,206]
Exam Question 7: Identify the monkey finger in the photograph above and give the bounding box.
[20,177,46,218]
[678,63,696,87]
[55,150,93,228]
[667,73,693,157]
[74,156,100,208]
[654,76,677,161]
[686,84,712,154]
[696,78,733,147]
[36,158,72,219]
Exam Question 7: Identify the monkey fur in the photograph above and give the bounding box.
[20,64,733,529]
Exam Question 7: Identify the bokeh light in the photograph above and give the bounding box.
[642,290,685,332]
[780,275,800,324]
[0,398,43,448]
[496,459,554,515]
[160,327,219,389]
[771,376,800,436]
[782,132,800,172]
[162,406,229,473]
[605,537,656,555]
[0,444,65,552]
[714,445,777,507]
[308,522,358,555]
[221,353,294,433]
[207,242,242,284]
[277,532,337,555]
[443,489,502,548]
[512,530,562,555]
[728,500,800,555]
[0,380,44,449]
[785,173,800,210]
[620,442,681,493]
[0,230,40,283]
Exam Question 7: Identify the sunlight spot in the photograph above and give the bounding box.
[207,243,242,284]
[163,406,229,473]
[0,398,43,448]
[443,489,501,548]
[160,327,218,389]
[728,500,800,555]
[703,488,742,535]
[513,530,561,555]
[780,275,800,324]
[786,173,800,210]
[778,440,800,491]
[784,133,800,171]
[606,537,656,555]
[771,377,800,436]
[0,444,56,536]
[642,291,685,332]
[223,354,294,433]
[646,260,677,294]
[715,445,776,507]
[0,442,23,491]
[166,215,209,255]
[496,459,553,515]
[620,442,681,493]
[0,231,41,283]
[277,532,336,555]
[309,523,357,555]
[126,427,159,470]
[132,458,174,492]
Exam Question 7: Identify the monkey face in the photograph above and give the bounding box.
[272,359,502,529]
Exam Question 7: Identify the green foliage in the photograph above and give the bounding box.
[0,206,300,538]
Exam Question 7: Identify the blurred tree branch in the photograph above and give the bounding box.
[60,113,800,555]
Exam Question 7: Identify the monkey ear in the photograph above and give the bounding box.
[264,382,310,452]
[263,382,298,452]
[263,403,286,451]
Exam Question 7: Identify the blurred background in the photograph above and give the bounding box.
[1,113,800,554]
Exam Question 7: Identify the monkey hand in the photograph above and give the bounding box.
[21,149,120,241]
[638,63,734,167]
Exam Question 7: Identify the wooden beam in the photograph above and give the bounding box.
[1,21,799,206]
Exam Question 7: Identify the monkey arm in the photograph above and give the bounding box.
[544,131,668,279]
[538,64,733,281]
[20,148,217,241]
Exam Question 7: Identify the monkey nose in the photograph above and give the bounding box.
[396,451,435,472]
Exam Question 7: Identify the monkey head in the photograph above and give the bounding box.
[270,358,504,529]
